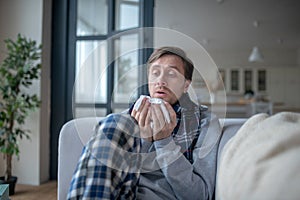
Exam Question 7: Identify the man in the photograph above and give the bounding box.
[68,47,222,200]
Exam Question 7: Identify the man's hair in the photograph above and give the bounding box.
[147,46,194,81]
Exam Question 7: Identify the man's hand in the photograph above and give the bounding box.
[151,102,177,141]
[131,97,153,141]
[131,98,177,142]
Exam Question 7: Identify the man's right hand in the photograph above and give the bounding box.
[131,97,153,141]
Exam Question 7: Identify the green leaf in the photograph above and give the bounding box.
[0,34,41,175]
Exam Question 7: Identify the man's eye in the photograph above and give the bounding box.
[167,70,177,77]
[151,70,159,76]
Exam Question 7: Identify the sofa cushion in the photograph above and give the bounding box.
[216,112,300,200]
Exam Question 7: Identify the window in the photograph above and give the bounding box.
[71,0,153,118]
[50,0,154,179]
[77,0,108,36]
[244,70,253,92]
[231,70,239,91]
[258,70,266,91]
[115,0,140,31]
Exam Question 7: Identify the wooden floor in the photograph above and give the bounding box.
[10,181,57,200]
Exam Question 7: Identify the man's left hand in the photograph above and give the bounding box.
[151,102,177,141]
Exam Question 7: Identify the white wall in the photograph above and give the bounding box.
[154,0,300,110]
[0,0,49,185]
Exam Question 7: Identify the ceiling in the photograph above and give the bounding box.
[154,0,300,51]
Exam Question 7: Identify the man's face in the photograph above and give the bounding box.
[148,54,191,105]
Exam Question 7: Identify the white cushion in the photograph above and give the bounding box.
[217,112,300,200]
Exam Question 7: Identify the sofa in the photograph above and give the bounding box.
[57,116,246,200]
[57,112,300,200]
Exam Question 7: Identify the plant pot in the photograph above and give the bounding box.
[0,176,18,195]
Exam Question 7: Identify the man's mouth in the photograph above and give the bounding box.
[157,91,166,95]
[154,90,168,98]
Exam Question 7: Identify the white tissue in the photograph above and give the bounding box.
[133,95,170,123]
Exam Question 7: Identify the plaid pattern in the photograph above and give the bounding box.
[67,114,141,200]
[67,93,207,199]
[171,93,205,163]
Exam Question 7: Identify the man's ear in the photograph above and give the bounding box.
[184,80,191,93]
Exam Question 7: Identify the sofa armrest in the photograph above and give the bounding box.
[217,118,247,166]
[57,117,103,200]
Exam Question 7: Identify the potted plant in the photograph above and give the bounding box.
[0,34,41,195]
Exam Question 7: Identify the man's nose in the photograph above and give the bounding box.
[155,74,167,87]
